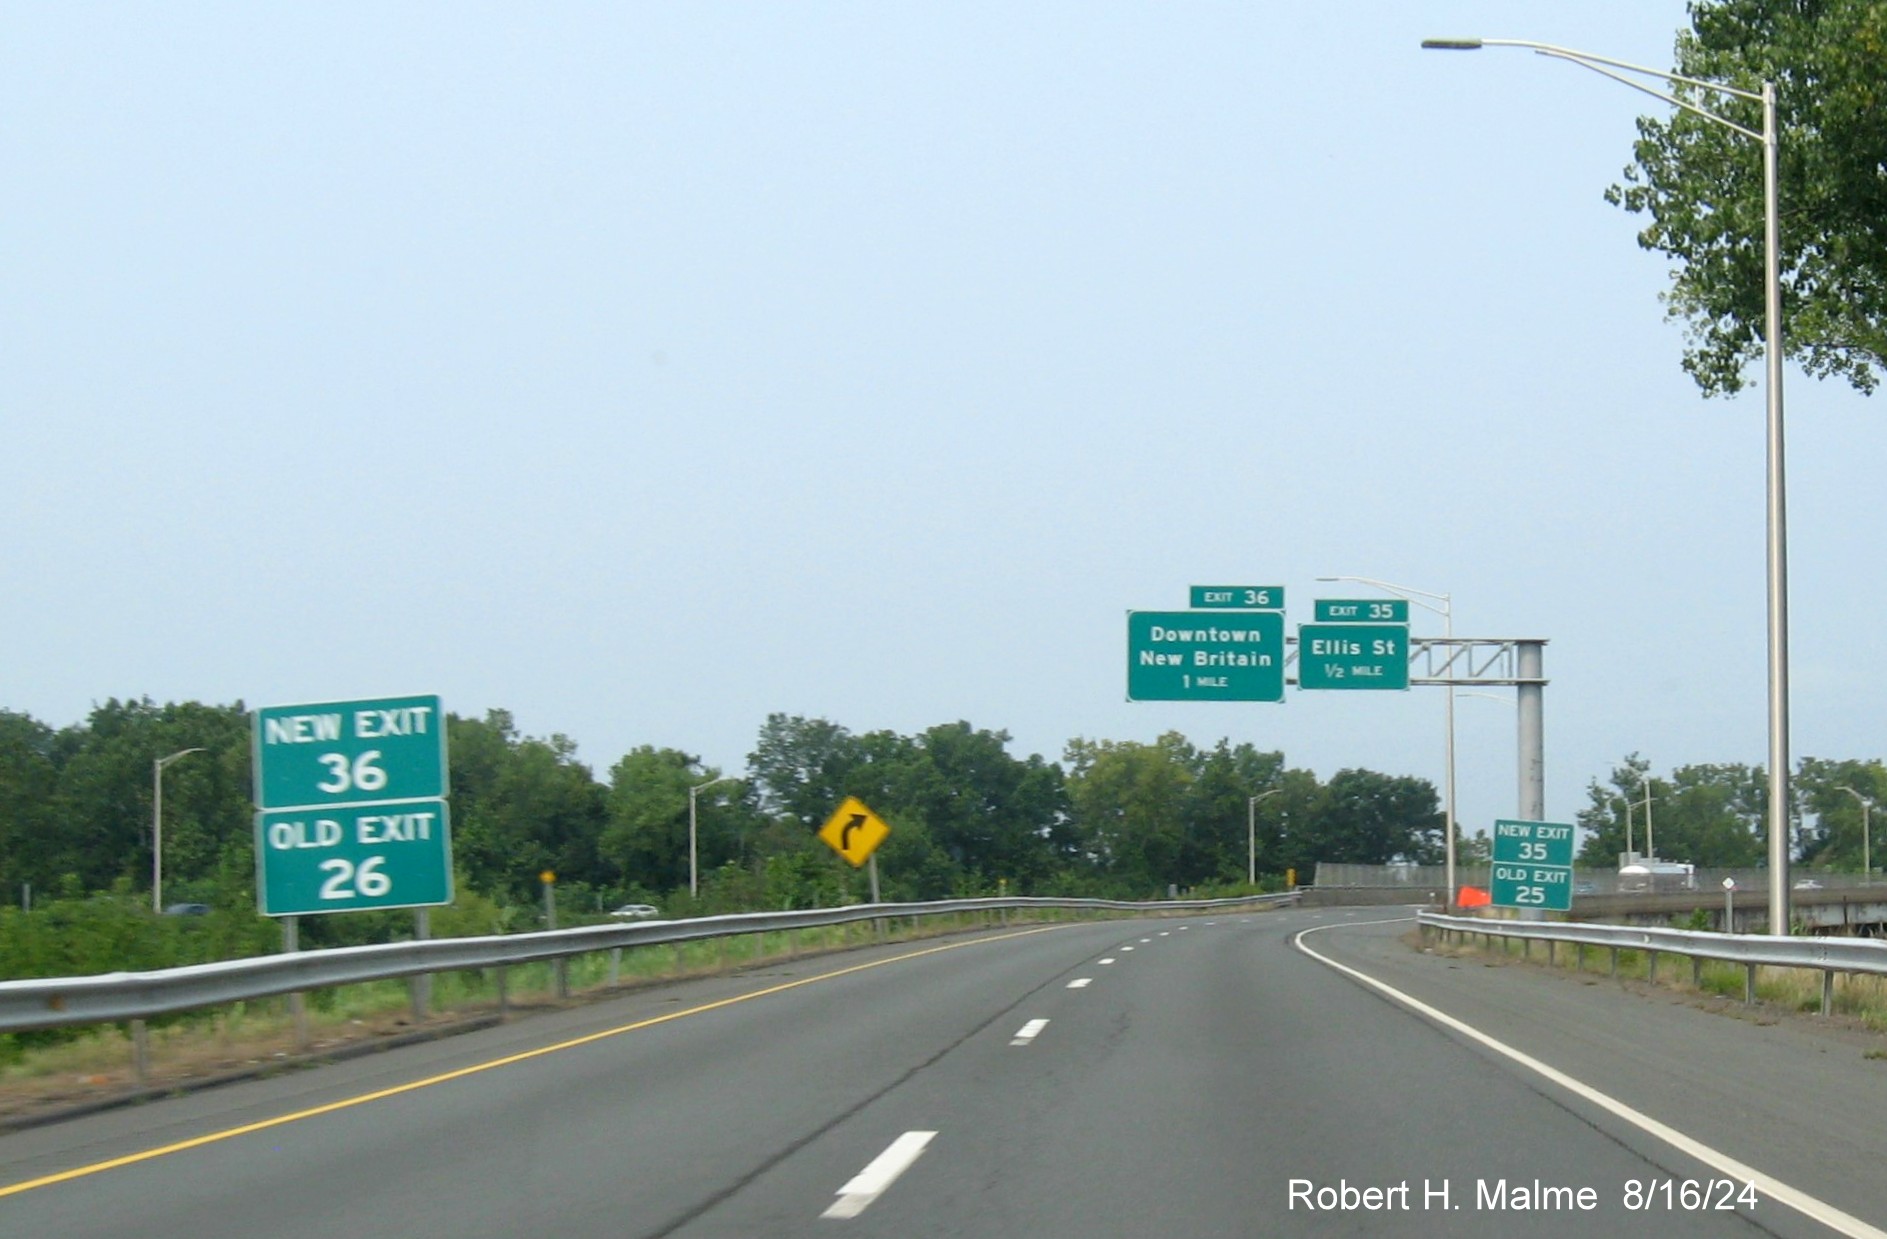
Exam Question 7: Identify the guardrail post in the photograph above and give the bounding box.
[129,1018,150,1085]
[1692,957,1703,987]
[1648,950,1658,982]
[496,966,509,1019]
[410,908,431,1024]
[609,947,621,988]
[1610,947,1619,978]
[1575,942,1585,972]
[284,915,309,1052]
[1745,963,1756,1004]
[1546,940,1556,966]
[1822,970,1835,1016]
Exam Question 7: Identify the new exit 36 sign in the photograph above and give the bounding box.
[253,694,452,916]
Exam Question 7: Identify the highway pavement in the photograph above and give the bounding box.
[2,906,1885,1237]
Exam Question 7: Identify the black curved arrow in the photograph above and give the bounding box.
[841,813,866,850]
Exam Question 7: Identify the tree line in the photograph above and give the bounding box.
[0,698,1448,932]
[1575,752,1884,871]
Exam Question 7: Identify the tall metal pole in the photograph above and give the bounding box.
[1420,37,1791,934]
[1643,778,1656,861]
[152,747,203,914]
[1760,80,1793,933]
[1444,608,1457,900]
[1317,576,1453,902]
[689,774,735,899]
[1516,641,1544,821]
[1247,788,1281,886]
[1248,796,1256,886]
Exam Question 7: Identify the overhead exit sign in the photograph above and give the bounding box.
[1128,610,1285,702]
[1313,599,1409,624]
[1296,624,1409,690]
[1190,586,1284,610]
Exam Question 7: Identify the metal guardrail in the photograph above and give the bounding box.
[0,893,1296,1034]
[1418,910,1887,1011]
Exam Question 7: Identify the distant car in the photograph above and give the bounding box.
[609,903,660,919]
[1792,879,1823,891]
[163,902,211,916]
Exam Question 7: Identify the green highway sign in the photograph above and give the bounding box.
[255,695,446,809]
[1491,819,1575,868]
[1313,598,1409,624]
[1295,624,1409,690]
[1128,610,1285,702]
[1189,586,1284,610]
[1490,862,1573,912]
[255,801,454,916]
[253,694,452,916]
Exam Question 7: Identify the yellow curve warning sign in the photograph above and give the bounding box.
[818,796,890,868]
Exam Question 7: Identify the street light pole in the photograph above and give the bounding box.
[1247,788,1282,886]
[1318,576,1454,904]
[1422,36,1791,934]
[689,775,736,899]
[152,747,204,913]
[1839,786,1871,878]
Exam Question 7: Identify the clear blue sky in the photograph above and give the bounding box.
[6,2,1878,846]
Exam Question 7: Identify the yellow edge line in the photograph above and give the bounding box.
[1,922,1068,1199]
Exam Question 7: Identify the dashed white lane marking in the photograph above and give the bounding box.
[1067,978,1092,989]
[1158,931,1170,937]
[1139,937,1152,943]
[1098,957,1115,965]
[1294,921,1887,1239]
[1010,1018,1050,1046]
[1120,946,1135,952]
[821,1130,936,1220]
[1205,921,1217,926]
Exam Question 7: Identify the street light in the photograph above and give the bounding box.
[1247,788,1282,886]
[1422,35,1792,933]
[1318,576,1455,904]
[689,775,736,898]
[1839,786,1872,878]
[153,747,204,913]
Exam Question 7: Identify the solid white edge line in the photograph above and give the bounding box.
[1293,920,1887,1239]
[1067,977,1092,989]
[822,1130,937,1220]
[1010,1018,1049,1046]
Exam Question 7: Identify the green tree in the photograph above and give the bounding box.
[1609,0,1887,395]
[448,711,608,903]
[0,711,61,898]
[1063,733,1198,895]
[1795,756,1886,869]
[1312,769,1444,866]
[747,714,861,826]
